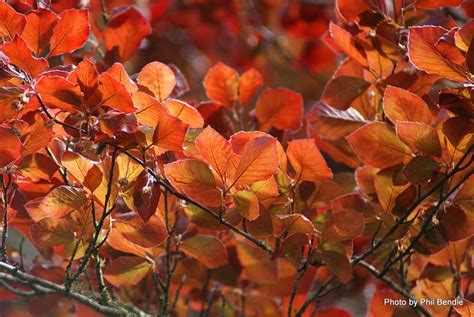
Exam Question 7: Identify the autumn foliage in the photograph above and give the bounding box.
[0,0,473,316]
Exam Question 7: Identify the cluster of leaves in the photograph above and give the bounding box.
[0,0,473,317]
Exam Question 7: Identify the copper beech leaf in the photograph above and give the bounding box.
[2,36,48,77]
[180,235,228,269]
[321,210,364,244]
[255,88,303,131]
[0,2,25,40]
[321,250,353,283]
[383,86,433,124]
[103,256,152,287]
[0,126,23,168]
[232,136,278,187]
[106,63,138,93]
[30,217,74,248]
[114,213,167,248]
[239,68,263,106]
[48,9,90,56]
[455,175,474,213]
[22,114,54,156]
[163,99,204,128]
[152,113,187,152]
[164,159,222,207]
[321,76,370,110]
[40,186,87,219]
[35,76,83,112]
[408,26,467,82]
[21,8,58,56]
[396,122,442,157]
[233,190,259,221]
[195,126,233,180]
[94,72,135,113]
[137,62,176,101]
[287,139,333,182]
[132,171,161,223]
[329,22,367,66]
[203,62,239,108]
[133,91,168,127]
[346,122,411,169]
[274,214,317,235]
[103,6,151,62]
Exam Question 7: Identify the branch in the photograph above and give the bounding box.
[0,261,150,316]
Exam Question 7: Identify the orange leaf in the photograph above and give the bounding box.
[38,186,87,219]
[106,63,138,93]
[287,139,333,182]
[239,68,263,106]
[0,126,23,168]
[29,217,74,248]
[103,256,152,287]
[232,136,278,186]
[180,235,228,269]
[329,22,367,66]
[195,126,233,180]
[21,8,58,56]
[137,62,176,101]
[133,91,168,127]
[164,159,222,207]
[22,114,54,156]
[396,122,442,157]
[49,9,89,56]
[321,210,364,243]
[152,113,187,152]
[453,300,474,317]
[383,86,433,124]
[439,206,474,241]
[233,190,259,221]
[454,20,474,52]
[35,76,83,112]
[274,214,317,235]
[163,99,204,128]
[68,59,98,104]
[321,76,370,110]
[131,171,161,223]
[203,62,239,108]
[255,87,303,131]
[0,2,25,40]
[3,36,48,77]
[103,7,151,62]
[346,122,411,169]
[408,26,467,82]
[114,213,166,248]
[93,72,135,113]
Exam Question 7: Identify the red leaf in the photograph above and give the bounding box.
[0,2,25,40]
[408,26,467,82]
[2,35,48,77]
[49,9,90,56]
[30,217,74,248]
[132,171,161,223]
[35,76,83,112]
[103,6,151,62]
[22,114,54,156]
[106,63,137,93]
[114,213,167,248]
[416,0,461,9]
[0,126,23,168]
[21,8,58,56]
[322,210,364,243]
[255,88,303,131]
[396,122,442,157]
[93,72,135,113]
